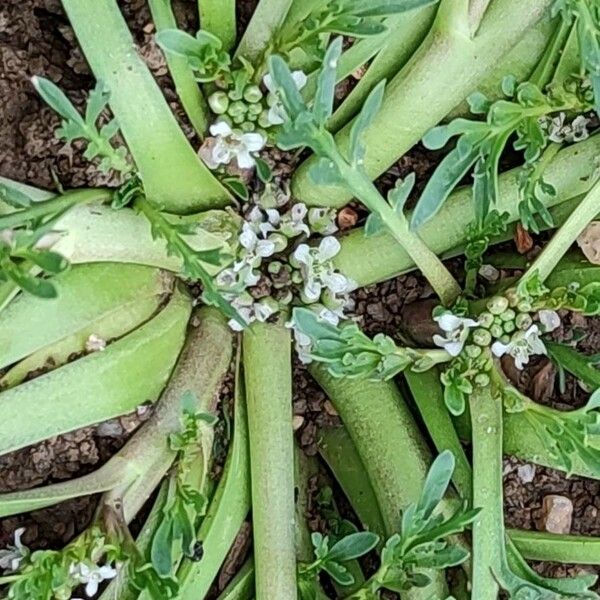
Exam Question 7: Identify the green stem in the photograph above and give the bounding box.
[309,366,449,599]
[292,0,554,207]
[243,320,297,600]
[0,188,110,230]
[61,0,231,213]
[509,530,600,565]
[199,0,236,51]
[404,370,472,505]
[177,349,251,599]
[522,176,600,285]
[149,0,210,136]
[469,382,504,600]
[330,151,461,305]
[235,0,293,64]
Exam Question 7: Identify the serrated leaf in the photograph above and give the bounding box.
[349,79,385,165]
[364,212,384,237]
[411,145,479,230]
[32,76,84,125]
[388,173,415,215]
[313,37,343,126]
[327,531,379,562]
[85,80,110,126]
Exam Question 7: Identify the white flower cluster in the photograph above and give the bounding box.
[218,202,347,331]
[544,113,591,144]
[203,121,266,170]
[262,70,307,126]
[432,313,479,357]
[69,561,118,597]
[0,527,28,573]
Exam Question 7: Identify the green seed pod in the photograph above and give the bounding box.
[474,373,490,387]
[241,121,256,133]
[490,324,503,339]
[244,85,263,103]
[487,296,509,315]
[208,91,229,115]
[473,328,492,347]
[500,308,516,322]
[517,300,532,313]
[478,312,494,329]
[505,288,519,307]
[503,321,516,334]
[515,313,533,330]
[465,344,482,359]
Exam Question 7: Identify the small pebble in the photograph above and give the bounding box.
[85,334,106,352]
[292,415,305,431]
[517,464,536,484]
[539,495,573,534]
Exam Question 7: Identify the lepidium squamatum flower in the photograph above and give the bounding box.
[202,121,266,169]
[263,70,308,126]
[0,527,28,572]
[433,313,479,357]
[69,561,117,597]
[491,324,547,369]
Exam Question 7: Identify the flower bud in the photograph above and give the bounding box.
[503,321,516,334]
[258,110,272,129]
[500,334,511,344]
[487,296,509,315]
[291,270,303,284]
[465,344,482,359]
[517,300,532,313]
[474,373,490,387]
[478,311,494,329]
[500,308,516,322]
[266,93,279,107]
[515,313,533,330]
[505,288,519,307]
[268,261,283,275]
[208,91,229,114]
[247,102,263,116]
[269,233,288,253]
[243,85,263,103]
[490,324,503,339]
[473,328,492,347]
[232,114,246,124]
[228,89,243,101]
[228,100,247,117]
[240,121,256,132]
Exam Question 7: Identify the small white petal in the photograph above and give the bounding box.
[303,279,322,302]
[293,244,311,265]
[317,236,341,260]
[236,149,256,170]
[538,310,560,333]
[292,70,308,90]
[322,272,349,294]
[491,341,509,357]
[267,105,286,125]
[291,203,308,221]
[263,73,275,94]
[435,313,462,333]
[210,121,233,137]
[444,340,464,357]
[256,239,276,257]
[242,132,266,152]
[239,228,258,250]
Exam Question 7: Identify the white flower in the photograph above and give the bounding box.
[280,203,310,238]
[433,313,479,357]
[293,237,353,304]
[239,222,276,265]
[538,309,561,333]
[227,295,278,331]
[308,207,338,236]
[206,121,266,169]
[70,562,117,597]
[546,112,590,144]
[491,324,547,370]
[0,527,28,572]
[263,70,308,126]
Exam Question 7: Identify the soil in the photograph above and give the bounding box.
[1,0,600,596]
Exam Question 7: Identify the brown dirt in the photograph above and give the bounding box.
[1,0,600,595]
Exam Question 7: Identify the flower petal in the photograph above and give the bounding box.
[491,341,509,357]
[210,121,233,137]
[435,313,462,333]
[242,133,266,152]
[318,236,341,260]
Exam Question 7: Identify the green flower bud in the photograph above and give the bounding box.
[503,321,516,334]
[228,89,243,101]
[478,311,494,328]
[515,313,533,330]
[258,110,272,129]
[300,290,318,304]
[278,289,293,305]
[500,334,511,344]
[208,91,229,114]
[240,121,256,132]
[500,308,516,322]
[268,261,283,275]
[243,85,263,103]
[266,93,278,107]
[487,296,509,315]
[490,324,503,339]
[247,102,263,116]
[505,288,519,307]
[465,344,482,359]
[474,373,490,387]
[232,114,246,124]
[216,114,233,127]
[517,300,532,313]
[228,100,247,117]
[472,328,492,347]
[258,296,279,315]
[269,233,288,253]
[291,270,303,284]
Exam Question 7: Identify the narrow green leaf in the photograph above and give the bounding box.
[31,76,84,125]
[327,532,379,562]
[313,37,344,126]
[349,80,386,165]
[417,450,454,518]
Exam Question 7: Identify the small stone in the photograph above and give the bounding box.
[96,420,124,437]
[292,415,305,431]
[517,463,536,484]
[540,495,573,534]
[85,334,106,352]
[337,207,358,230]
[478,264,499,282]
